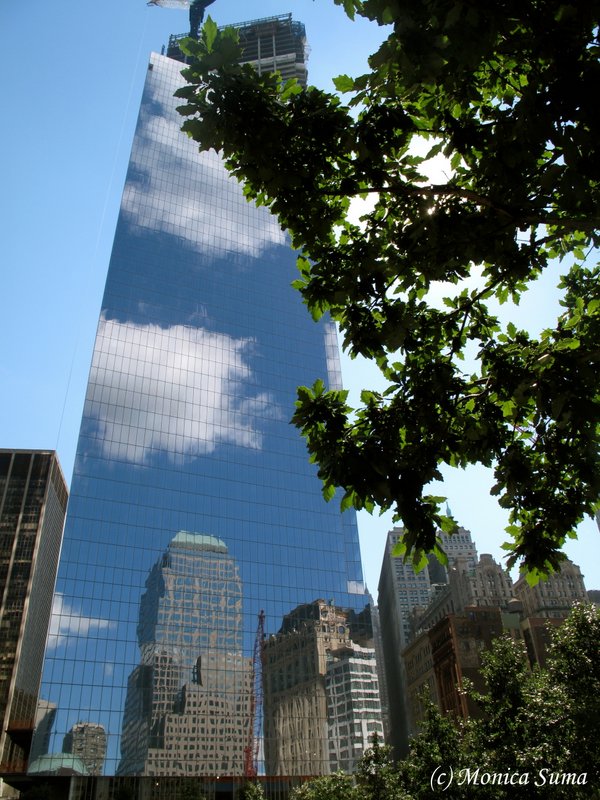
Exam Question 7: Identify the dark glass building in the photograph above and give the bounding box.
[0,450,67,779]
[31,15,369,782]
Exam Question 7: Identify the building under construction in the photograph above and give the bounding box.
[167,14,309,86]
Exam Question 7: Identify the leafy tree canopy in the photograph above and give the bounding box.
[174,1,600,576]
[270,605,599,799]
[384,604,598,799]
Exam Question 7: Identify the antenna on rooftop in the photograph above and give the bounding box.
[147,0,216,38]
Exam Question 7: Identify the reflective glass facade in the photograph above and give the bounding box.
[32,37,369,779]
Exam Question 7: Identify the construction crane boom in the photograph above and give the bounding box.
[147,0,189,8]
[147,0,216,38]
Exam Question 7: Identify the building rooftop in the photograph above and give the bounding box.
[171,531,228,552]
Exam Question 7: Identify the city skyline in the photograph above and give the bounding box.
[1,0,598,600]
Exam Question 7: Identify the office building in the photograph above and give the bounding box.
[412,553,515,636]
[262,600,382,776]
[63,723,107,776]
[118,532,251,776]
[0,451,67,785]
[401,558,591,733]
[402,631,438,737]
[168,13,309,86]
[588,589,600,608]
[426,526,478,584]
[514,558,588,667]
[513,558,588,619]
[367,603,390,740]
[377,526,477,756]
[31,14,367,783]
[426,607,521,721]
[326,644,383,773]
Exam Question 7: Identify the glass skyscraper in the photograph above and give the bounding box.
[31,15,369,782]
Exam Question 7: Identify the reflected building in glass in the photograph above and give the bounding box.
[63,722,107,776]
[262,600,383,776]
[118,532,251,776]
[32,14,369,781]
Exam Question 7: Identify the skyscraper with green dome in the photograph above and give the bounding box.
[118,531,251,775]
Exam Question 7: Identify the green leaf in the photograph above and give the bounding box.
[203,16,218,53]
[322,483,336,502]
[333,74,355,93]
[176,0,600,579]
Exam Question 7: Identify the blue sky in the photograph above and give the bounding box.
[1,0,597,593]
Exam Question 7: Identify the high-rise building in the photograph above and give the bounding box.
[0,451,67,780]
[426,526,478,584]
[412,553,515,635]
[326,644,383,773]
[31,15,367,783]
[513,558,588,619]
[262,600,383,776]
[377,525,478,756]
[514,558,588,667]
[118,532,251,776]
[63,723,107,776]
[168,13,309,86]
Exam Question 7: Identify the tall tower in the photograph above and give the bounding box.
[377,525,478,757]
[118,532,250,776]
[32,15,367,780]
[62,722,107,776]
[0,451,67,778]
[262,600,383,776]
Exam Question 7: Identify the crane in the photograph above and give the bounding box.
[147,0,217,38]
[244,609,265,779]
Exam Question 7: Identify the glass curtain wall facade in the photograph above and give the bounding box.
[32,20,367,779]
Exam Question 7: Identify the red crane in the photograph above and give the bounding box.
[244,609,265,778]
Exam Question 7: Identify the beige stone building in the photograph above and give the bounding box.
[513,558,588,618]
[262,600,383,776]
[412,554,515,637]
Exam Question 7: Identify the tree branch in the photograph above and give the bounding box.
[323,183,600,232]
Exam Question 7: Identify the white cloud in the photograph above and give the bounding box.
[323,320,343,391]
[47,593,116,651]
[347,580,366,594]
[87,316,281,464]
[121,84,286,257]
